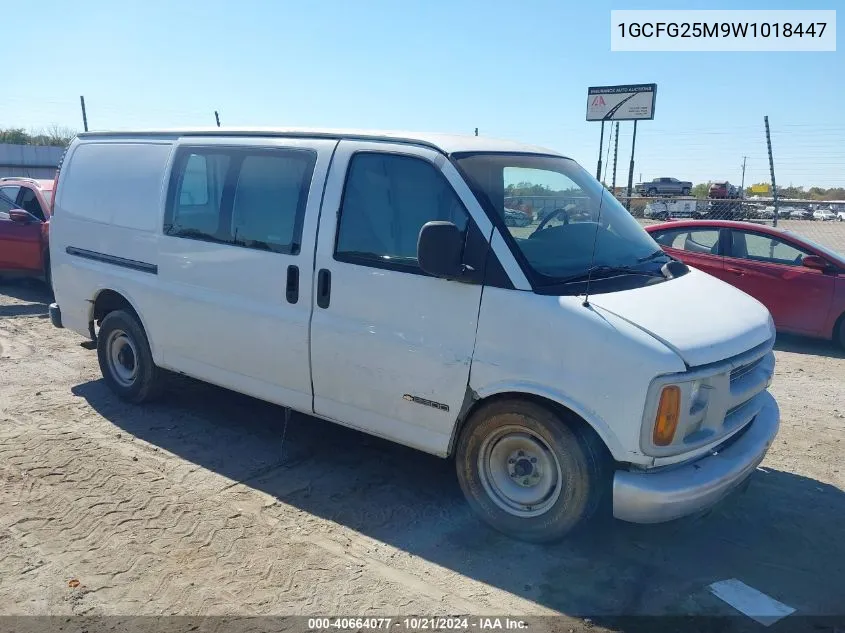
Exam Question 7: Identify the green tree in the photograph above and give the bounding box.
[0,128,30,144]
[778,185,806,200]
[0,126,76,147]
[691,183,709,198]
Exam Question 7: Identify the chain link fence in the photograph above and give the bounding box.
[617,195,845,253]
[503,193,845,255]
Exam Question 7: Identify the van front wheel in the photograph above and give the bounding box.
[97,310,163,403]
[456,399,609,542]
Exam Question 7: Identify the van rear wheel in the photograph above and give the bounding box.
[97,310,163,403]
[455,399,610,542]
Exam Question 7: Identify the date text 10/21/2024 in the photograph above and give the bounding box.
[307,618,529,630]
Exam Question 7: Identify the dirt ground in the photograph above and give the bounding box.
[1,280,843,631]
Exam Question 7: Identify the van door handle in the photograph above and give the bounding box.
[726,266,745,275]
[317,269,331,309]
[286,265,299,304]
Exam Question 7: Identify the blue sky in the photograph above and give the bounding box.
[3,0,842,187]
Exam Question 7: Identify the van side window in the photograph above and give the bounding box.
[169,151,230,240]
[180,154,210,206]
[335,152,469,270]
[165,147,316,254]
[230,153,314,253]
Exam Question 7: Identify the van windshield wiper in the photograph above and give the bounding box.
[559,265,665,284]
[637,249,670,263]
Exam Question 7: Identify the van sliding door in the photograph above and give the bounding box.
[156,137,337,412]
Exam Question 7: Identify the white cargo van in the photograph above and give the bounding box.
[49,129,779,541]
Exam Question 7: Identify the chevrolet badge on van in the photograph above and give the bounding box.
[49,129,779,541]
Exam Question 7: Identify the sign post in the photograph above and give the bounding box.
[626,120,638,210]
[596,121,605,181]
[587,83,656,204]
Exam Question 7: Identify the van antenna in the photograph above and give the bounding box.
[582,187,607,308]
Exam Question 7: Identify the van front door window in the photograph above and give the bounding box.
[335,152,469,271]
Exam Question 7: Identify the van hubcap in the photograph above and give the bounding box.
[106,330,138,387]
[478,426,562,518]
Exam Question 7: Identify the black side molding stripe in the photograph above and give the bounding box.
[66,247,158,275]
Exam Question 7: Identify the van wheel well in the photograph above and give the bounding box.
[91,290,139,334]
[450,392,611,461]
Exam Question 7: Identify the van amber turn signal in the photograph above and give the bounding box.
[653,386,681,446]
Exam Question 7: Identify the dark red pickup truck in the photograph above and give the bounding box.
[0,177,54,288]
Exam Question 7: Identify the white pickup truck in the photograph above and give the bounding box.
[48,128,779,541]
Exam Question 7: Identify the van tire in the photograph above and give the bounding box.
[455,399,610,543]
[97,310,163,403]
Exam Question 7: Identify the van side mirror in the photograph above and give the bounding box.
[8,209,38,224]
[802,254,828,271]
[417,221,464,279]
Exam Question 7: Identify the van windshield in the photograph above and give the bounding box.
[453,153,668,287]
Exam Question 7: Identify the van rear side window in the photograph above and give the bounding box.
[165,146,316,254]
[179,154,211,206]
[171,151,230,239]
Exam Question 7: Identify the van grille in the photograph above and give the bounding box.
[730,356,764,383]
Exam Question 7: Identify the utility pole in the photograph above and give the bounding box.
[214,111,221,128]
[764,116,778,226]
[79,96,89,132]
[740,156,747,197]
[611,122,620,194]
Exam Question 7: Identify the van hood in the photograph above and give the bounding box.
[589,267,774,367]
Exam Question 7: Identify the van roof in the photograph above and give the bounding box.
[76,127,566,158]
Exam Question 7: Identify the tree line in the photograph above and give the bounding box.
[510,181,845,202]
[0,126,77,147]
[690,182,845,201]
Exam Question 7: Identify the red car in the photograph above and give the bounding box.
[645,220,845,347]
[708,181,739,199]
[0,177,54,288]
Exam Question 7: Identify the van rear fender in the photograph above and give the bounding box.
[89,287,158,361]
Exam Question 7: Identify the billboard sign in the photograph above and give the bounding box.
[751,184,770,193]
[587,84,656,121]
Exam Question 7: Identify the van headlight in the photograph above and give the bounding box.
[689,380,703,410]
[643,377,713,454]
[652,385,681,446]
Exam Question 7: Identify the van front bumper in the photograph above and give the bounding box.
[613,392,779,523]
